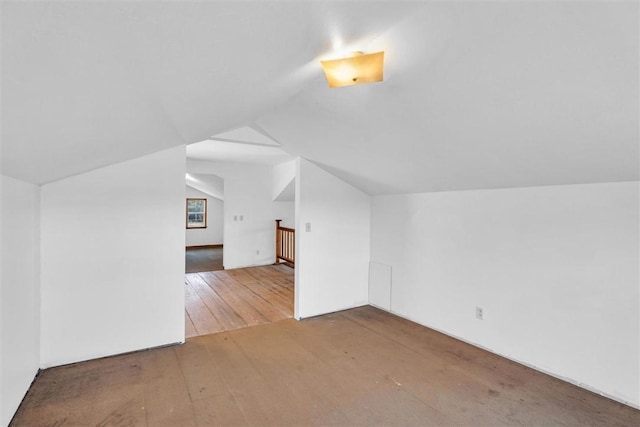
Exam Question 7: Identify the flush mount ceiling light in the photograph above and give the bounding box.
[320,51,384,88]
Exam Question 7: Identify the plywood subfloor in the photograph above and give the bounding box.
[11,306,639,426]
[185,264,294,338]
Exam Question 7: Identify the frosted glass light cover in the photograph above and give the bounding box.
[320,51,384,88]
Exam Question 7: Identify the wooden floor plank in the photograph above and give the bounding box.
[184,276,225,335]
[198,272,274,325]
[208,271,290,319]
[222,268,259,285]
[243,280,292,315]
[184,310,198,339]
[244,267,294,299]
[184,263,294,338]
[185,273,245,332]
[184,281,217,336]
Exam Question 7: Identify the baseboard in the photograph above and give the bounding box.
[185,244,222,249]
[224,261,276,270]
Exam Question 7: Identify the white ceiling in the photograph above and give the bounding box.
[2,1,637,194]
[186,173,224,200]
[187,139,293,166]
[187,125,294,166]
[211,125,281,147]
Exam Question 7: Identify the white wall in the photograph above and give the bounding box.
[295,158,371,319]
[185,186,223,247]
[273,159,296,201]
[187,159,294,269]
[273,201,295,229]
[370,181,639,407]
[1,175,41,427]
[40,146,186,368]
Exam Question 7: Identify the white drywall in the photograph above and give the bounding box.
[1,175,41,427]
[295,158,371,319]
[370,181,640,407]
[187,159,294,269]
[216,161,281,268]
[185,186,223,247]
[273,159,296,201]
[273,201,295,230]
[40,146,186,368]
[369,262,392,311]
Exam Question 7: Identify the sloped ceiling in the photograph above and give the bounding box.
[186,173,224,200]
[187,125,294,166]
[2,1,637,194]
[187,139,293,166]
[258,2,639,194]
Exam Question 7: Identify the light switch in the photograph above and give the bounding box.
[305,222,311,232]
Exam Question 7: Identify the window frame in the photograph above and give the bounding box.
[186,198,207,229]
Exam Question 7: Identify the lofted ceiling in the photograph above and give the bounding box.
[187,125,294,166]
[2,1,637,195]
[186,172,224,200]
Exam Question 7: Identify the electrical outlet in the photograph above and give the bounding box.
[240,215,243,221]
[476,306,483,320]
[233,215,237,221]
[256,250,260,255]
[305,222,311,232]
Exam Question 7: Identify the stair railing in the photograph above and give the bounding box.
[275,219,295,266]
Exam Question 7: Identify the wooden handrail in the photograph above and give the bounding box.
[275,220,295,266]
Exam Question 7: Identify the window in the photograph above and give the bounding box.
[186,198,207,229]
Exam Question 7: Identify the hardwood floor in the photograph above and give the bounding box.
[185,264,294,338]
[12,306,639,426]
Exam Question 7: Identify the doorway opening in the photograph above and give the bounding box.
[185,172,225,273]
[183,135,296,338]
